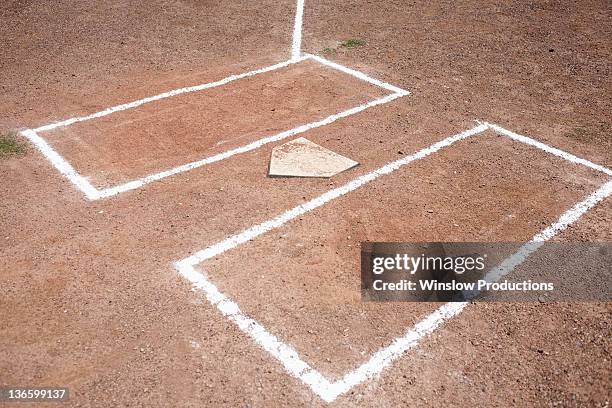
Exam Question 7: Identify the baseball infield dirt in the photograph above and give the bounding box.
[1,0,610,407]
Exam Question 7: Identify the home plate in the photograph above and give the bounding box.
[268,137,359,178]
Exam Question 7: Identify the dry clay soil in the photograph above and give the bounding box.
[1,0,611,407]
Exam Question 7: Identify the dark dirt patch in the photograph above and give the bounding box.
[0,130,27,159]
[564,121,611,148]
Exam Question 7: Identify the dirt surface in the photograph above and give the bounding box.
[42,60,385,187]
[204,131,607,377]
[1,0,610,407]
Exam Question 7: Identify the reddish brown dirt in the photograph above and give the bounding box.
[204,131,607,378]
[43,60,385,187]
[1,0,610,407]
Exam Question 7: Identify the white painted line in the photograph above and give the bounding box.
[306,53,410,96]
[532,179,612,241]
[179,124,487,265]
[33,57,309,133]
[176,123,612,402]
[19,129,101,200]
[95,92,406,199]
[329,179,612,401]
[176,261,336,401]
[26,56,410,200]
[485,122,612,177]
[477,179,612,293]
[327,301,467,401]
[176,124,488,401]
[291,0,305,61]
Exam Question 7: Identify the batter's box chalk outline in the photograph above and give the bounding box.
[175,122,612,402]
[19,54,409,200]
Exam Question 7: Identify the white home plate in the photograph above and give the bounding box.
[268,137,359,178]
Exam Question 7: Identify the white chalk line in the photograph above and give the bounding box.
[19,129,101,200]
[331,178,612,401]
[307,54,410,96]
[94,92,404,199]
[179,124,487,266]
[291,0,305,61]
[33,57,309,134]
[176,262,336,400]
[465,178,612,297]
[485,122,612,177]
[175,124,488,401]
[25,55,410,200]
[482,180,612,286]
[176,124,612,402]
